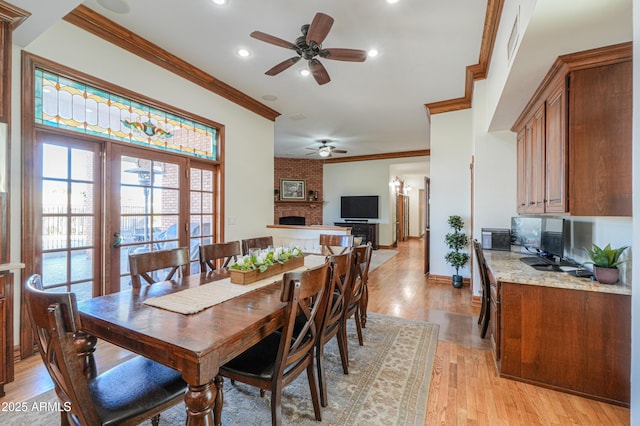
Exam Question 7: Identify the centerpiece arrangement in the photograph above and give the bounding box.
[229,246,304,284]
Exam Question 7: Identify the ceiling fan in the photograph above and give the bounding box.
[306,140,347,158]
[250,12,367,85]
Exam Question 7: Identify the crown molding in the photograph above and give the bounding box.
[321,149,430,164]
[63,5,280,122]
[0,1,30,29]
[425,0,504,115]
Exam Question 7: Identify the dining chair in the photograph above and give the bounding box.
[319,234,354,256]
[128,247,190,290]
[241,236,274,255]
[356,242,373,330]
[316,251,353,407]
[341,243,372,373]
[472,239,491,338]
[24,274,186,426]
[216,263,332,426]
[199,241,241,273]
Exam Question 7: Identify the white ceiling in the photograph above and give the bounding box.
[7,0,632,163]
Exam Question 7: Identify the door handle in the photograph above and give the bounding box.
[112,232,122,248]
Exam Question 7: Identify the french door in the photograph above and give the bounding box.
[35,133,102,300]
[34,134,217,296]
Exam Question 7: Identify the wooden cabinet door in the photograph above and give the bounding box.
[569,62,632,216]
[516,130,526,214]
[523,105,545,213]
[544,83,568,212]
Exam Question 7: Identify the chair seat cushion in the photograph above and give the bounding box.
[221,332,281,379]
[88,356,186,426]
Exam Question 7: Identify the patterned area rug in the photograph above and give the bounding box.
[4,313,438,425]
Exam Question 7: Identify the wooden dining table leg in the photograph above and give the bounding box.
[213,375,224,425]
[184,380,216,425]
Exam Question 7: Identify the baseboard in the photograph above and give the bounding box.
[429,274,471,287]
[471,295,481,308]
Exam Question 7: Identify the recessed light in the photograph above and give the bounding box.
[262,95,278,101]
[236,48,250,58]
[212,0,229,5]
[387,0,400,3]
[96,0,131,14]
[299,69,310,77]
[368,49,379,57]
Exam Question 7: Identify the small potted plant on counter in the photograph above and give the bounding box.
[445,215,470,288]
[584,243,629,284]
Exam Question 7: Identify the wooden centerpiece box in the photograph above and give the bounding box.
[229,255,304,284]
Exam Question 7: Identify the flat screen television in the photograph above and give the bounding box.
[340,195,379,220]
[510,216,542,249]
[540,217,565,260]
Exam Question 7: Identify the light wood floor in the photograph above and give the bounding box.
[1,239,630,425]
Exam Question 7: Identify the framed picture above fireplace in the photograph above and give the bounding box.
[280,179,306,200]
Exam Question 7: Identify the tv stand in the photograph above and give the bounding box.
[344,219,369,223]
[334,222,378,249]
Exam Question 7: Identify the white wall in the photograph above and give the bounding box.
[322,157,428,246]
[18,21,275,242]
[429,109,473,278]
[9,21,275,342]
[470,80,518,296]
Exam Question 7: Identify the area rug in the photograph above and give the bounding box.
[369,249,399,272]
[4,313,438,426]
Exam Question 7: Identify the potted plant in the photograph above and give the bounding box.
[444,215,470,288]
[584,243,628,284]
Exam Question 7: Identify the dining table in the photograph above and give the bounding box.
[77,254,327,426]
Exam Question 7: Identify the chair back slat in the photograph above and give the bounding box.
[277,263,332,377]
[347,243,372,312]
[129,247,190,289]
[241,236,274,255]
[24,275,101,425]
[321,252,353,339]
[319,234,354,255]
[199,241,241,272]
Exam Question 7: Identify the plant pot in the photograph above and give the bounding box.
[593,266,620,284]
[452,275,463,288]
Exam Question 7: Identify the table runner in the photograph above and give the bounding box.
[143,254,326,314]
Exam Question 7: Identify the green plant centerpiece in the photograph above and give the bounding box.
[584,243,628,284]
[444,215,470,288]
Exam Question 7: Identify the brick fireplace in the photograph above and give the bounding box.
[274,157,323,225]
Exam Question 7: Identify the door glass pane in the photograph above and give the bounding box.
[40,142,99,297]
[188,166,216,273]
[119,155,183,287]
[42,144,68,179]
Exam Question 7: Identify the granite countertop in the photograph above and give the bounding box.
[483,250,631,296]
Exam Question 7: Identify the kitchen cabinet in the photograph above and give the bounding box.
[513,42,631,216]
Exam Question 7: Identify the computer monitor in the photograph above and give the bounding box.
[510,216,542,249]
[540,217,565,260]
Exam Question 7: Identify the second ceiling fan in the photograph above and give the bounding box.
[250,12,367,85]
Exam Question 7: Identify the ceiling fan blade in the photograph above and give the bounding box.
[250,31,297,50]
[332,149,348,154]
[265,56,301,76]
[320,48,368,62]
[309,59,330,85]
[306,13,334,46]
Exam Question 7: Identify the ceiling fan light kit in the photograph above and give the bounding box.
[251,12,367,85]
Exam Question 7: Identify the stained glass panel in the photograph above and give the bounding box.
[34,68,218,160]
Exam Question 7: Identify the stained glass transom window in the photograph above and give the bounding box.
[34,68,217,160]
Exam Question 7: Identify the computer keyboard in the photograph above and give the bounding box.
[519,256,578,267]
[519,256,553,266]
